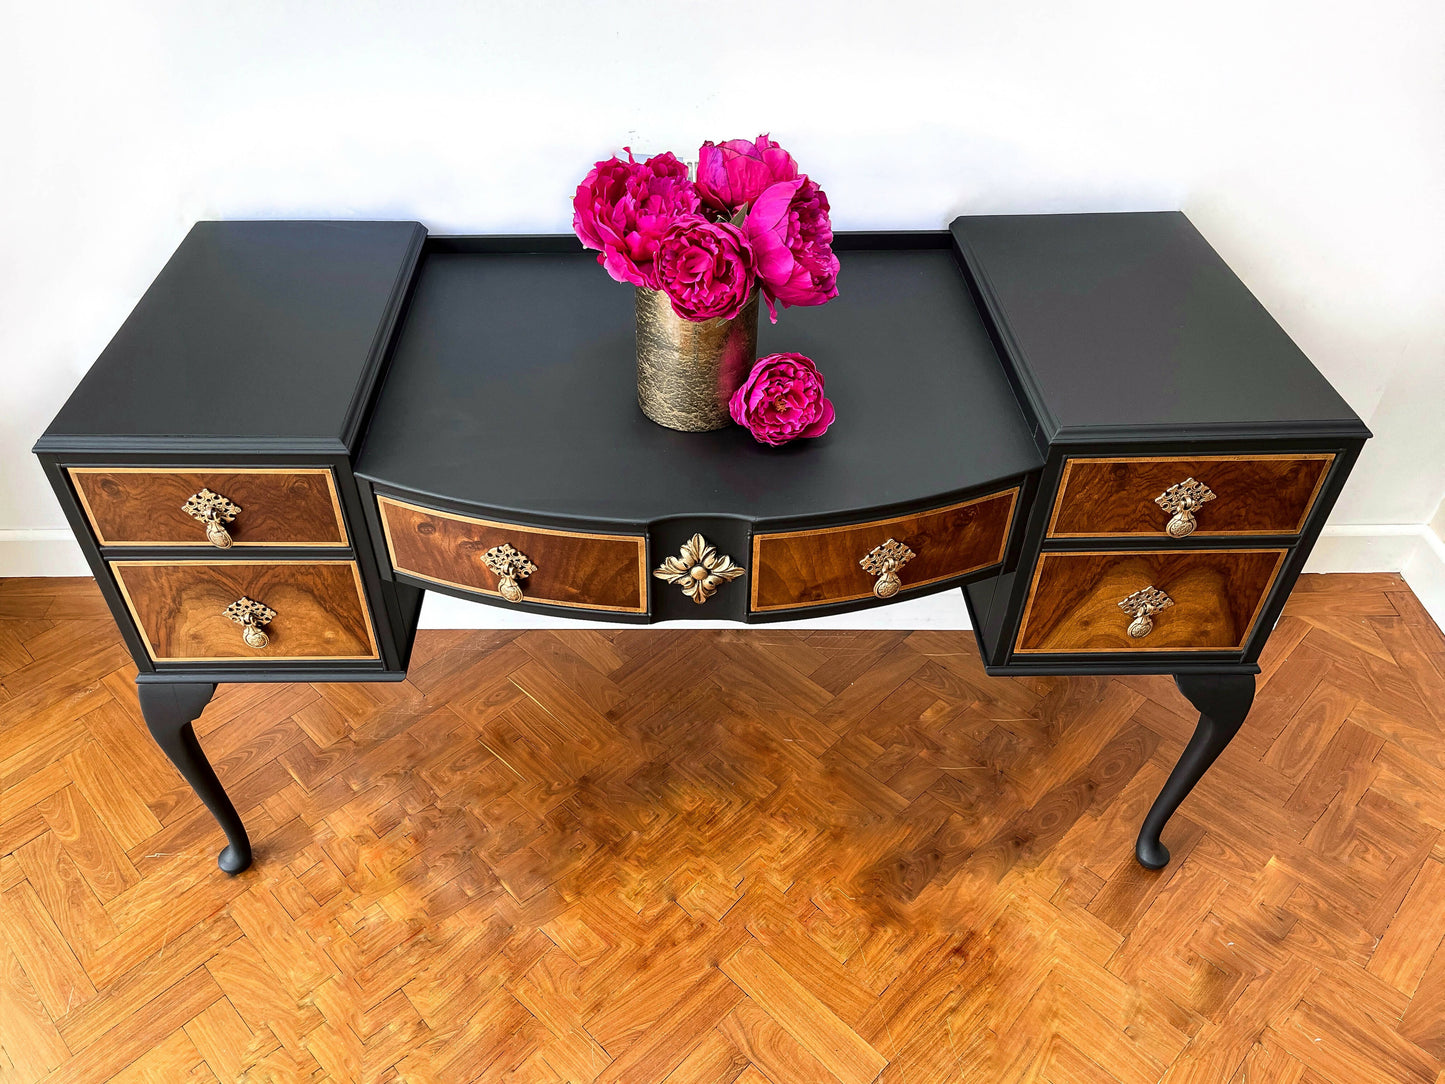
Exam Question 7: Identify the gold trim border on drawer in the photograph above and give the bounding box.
[69,467,348,547]
[377,495,650,614]
[1046,453,1334,538]
[111,559,379,663]
[1014,547,1287,654]
[749,487,1019,613]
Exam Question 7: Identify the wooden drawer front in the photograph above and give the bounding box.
[750,488,1018,613]
[1016,549,1286,654]
[71,468,347,547]
[378,496,648,614]
[112,560,377,662]
[1047,454,1333,538]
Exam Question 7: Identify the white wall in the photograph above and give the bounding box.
[3,2,1443,598]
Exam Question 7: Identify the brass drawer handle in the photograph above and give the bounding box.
[483,543,537,603]
[1154,478,1216,538]
[183,488,242,548]
[1118,586,1174,638]
[654,534,745,604]
[860,538,916,599]
[224,596,276,649]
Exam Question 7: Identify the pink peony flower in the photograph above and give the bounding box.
[695,134,799,215]
[652,216,756,321]
[573,150,700,287]
[729,352,836,446]
[744,176,840,321]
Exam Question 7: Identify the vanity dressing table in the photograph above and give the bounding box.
[34,213,1369,875]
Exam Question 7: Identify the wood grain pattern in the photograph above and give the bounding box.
[70,468,347,547]
[1016,548,1287,653]
[0,574,1443,1083]
[750,488,1017,612]
[111,561,376,661]
[378,495,647,614]
[1047,454,1334,539]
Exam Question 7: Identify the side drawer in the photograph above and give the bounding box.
[1015,548,1286,654]
[749,487,1019,613]
[377,495,648,614]
[112,560,378,662]
[1047,454,1333,538]
[71,468,348,547]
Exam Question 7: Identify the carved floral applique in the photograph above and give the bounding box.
[653,533,745,604]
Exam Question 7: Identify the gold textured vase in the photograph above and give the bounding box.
[635,287,760,432]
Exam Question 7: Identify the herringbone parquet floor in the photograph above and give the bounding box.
[2,574,1445,1083]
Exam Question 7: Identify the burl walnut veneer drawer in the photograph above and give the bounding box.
[71,468,348,547]
[377,496,648,614]
[112,560,378,662]
[1015,548,1287,654]
[1047,455,1333,539]
[750,488,1019,612]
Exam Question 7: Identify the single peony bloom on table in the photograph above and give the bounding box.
[745,176,840,321]
[695,134,799,216]
[729,352,836,446]
[573,150,700,287]
[652,216,756,321]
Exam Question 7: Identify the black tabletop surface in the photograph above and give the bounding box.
[38,220,425,454]
[356,237,1041,527]
[951,212,1369,444]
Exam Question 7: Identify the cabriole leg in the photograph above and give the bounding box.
[136,681,252,874]
[1135,672,1256,870]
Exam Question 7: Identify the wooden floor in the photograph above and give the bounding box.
[2,576,1445,1083]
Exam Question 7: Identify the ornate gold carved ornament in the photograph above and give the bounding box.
[653,534,745,604]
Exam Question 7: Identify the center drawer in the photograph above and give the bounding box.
[750,487,1019,613]
[377,496,648,614]
[1015,548,1287,654]
[111,559,378,662]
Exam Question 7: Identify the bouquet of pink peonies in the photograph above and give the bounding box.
[573,135,839,324]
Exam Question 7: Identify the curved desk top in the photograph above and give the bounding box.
[355,234,1042,530]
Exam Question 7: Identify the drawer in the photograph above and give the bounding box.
[377,496,648,614]
[1047,454,1333,538]
[70,468,348,547]
[750,487,1019,613]
[1015,548,1286,654]
[111,560,377,662]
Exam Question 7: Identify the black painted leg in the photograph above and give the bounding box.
[1135,672,1256,870]
[136,681,252,874]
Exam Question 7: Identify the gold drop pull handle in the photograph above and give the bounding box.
[860,538,916,599]
[224,597,276,650]
[482,543,537,603]
[183,488,242,548]
[1154,478,1216,539]
[1118,586,1174,639]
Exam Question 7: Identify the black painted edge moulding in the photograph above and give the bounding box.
[33,211,1369,874]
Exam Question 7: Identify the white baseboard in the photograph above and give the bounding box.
[1302,524,1428,573]
[1401,526,1445,634]
[5,523,1442,634]
[0,530,90,576]
[1305,524,1445,632]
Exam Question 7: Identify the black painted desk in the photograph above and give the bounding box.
[35,214,1369,875]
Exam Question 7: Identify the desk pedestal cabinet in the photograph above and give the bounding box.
[36,215,1368,875]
